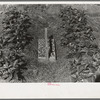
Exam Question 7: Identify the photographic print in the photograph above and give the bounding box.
[0,3,100,83]
[0,1,100,99]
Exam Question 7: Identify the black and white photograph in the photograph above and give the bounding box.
[0,3,100,83]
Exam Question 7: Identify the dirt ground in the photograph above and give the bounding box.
[24,58,72,83]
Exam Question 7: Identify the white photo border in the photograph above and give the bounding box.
[0,1,100,99]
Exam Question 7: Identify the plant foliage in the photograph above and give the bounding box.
[0,7,33,82]
[59,6,100,82]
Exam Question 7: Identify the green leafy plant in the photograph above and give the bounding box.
[0,7,33,82]
[59,6,100,82]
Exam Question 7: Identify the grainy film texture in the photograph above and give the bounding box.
[0,4,100,82]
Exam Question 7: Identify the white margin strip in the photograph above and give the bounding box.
[0,1,100,4]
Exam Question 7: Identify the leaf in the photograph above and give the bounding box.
[71,74,76,78]
[80,72,94,78]
[82,69,90,74]
[8,37,15,42]
[3,62,9,68]
[0,71,3,76]
[71,68,77,74]
[13,60,18,67]
[9,70,16,81]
